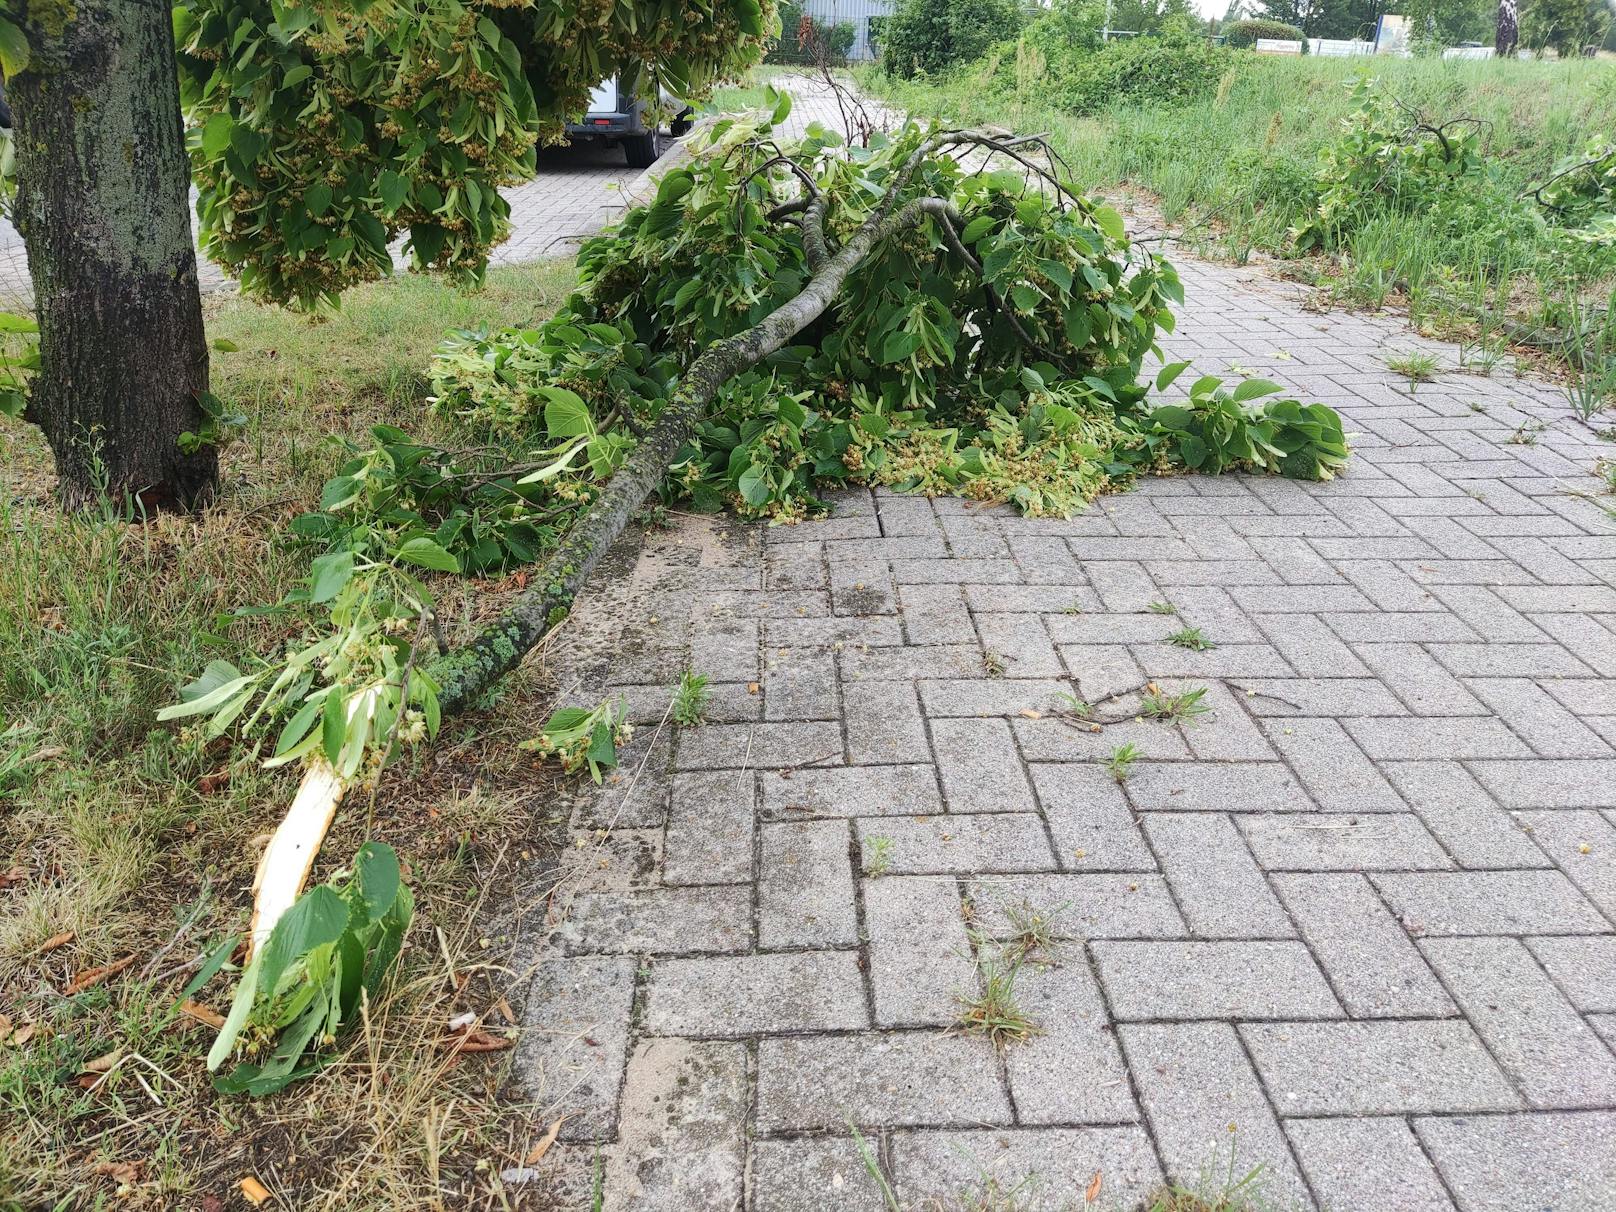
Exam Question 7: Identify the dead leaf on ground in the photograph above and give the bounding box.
[198,768,232,795]
[493,997,517,1025]
[7,1022,36,1047]
[64,954,136,995]
[1019,708,1043,719]
[240,1175,273,1206]
[524,1115,570,1164]
[180,999,226,1030]
[1085,1170,1103,1203]
[92,1159,142,1184]
[442,1026,514,1054]
[83,1047,124,1074]
[38,930,75,954]
[0,865,27,889]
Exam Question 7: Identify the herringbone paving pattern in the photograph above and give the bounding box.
[510,256,1616,1210]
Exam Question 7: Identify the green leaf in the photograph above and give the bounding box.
[0,18,28,76]
[1037,260,1073,294]
[257,885,350,1002]
[201,112,234,158]
[960,215,995,243]
[1231,378,1284,402]
[377,170,408,215]
[308,550,355,604]
[281,64,313,89]
[1155,361,1192,392]
[353,841,401,923]
[395,537,459,573]
[540,387,595,439]
[737,463,771,507]
[736,0,765,36]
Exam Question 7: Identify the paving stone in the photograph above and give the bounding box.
[1045,613,1182,644]
[830,554,897,616]
[763,646,840,721]
[1464,677,1614,758]
[842,681,930,765]
[554,886,753,955]
[1029,763,1159,870]
[749,1138,889,1212]
[1134,642,1295,680]
[1264,717,1407,812]
[1085,562,1163,612]
[1472,758,1616,809]
[1269,874,1455,1019]
[893,557,1021,585]
[1238,813,1450,871]
[1092,941,1340,1020]
[643,952,867,1036]
[1000,960,1140,1124]
[759,819,858,949]
[578,727,673,829]
[612,681,762,726]
[973,612,1066,677]
[1342,715,1533,761]
[606,1039,747,1210]
[840,643,985,681]
[766,541,827,590]
[517,956,637,1141]
[1236,677,1409,718]
[1015,715,1192,762]
[1141,814,1294,938]
[1123,761,1311,813]
[856,813,1055,874]
[1354,642,1488,715]
[760,762,942,820]
[1516,809,1616,919]
[1372,870,1609,936]
[664,770,754,885]
[1285,1117,1457,1212]
[1241,1020,1518,1115]
[964,584,1099,613]
[1424,935,1616,1109]
[1058,644,1148,701]
[675,721,843,770]
[755,1033,1010,1132]
[863,875,975,1027]
[1119,1022,1314,1211]
[761,616,905,651]
[965,874,1186,940]
[1381,760,1551,869]
[893,1128,1162,1212]
[1415,1111,1616,1212]
[1524,935,1616,1012]
[917,678,1075,717]
[1177,681,1280,761]
[930,717,1037,814]
[896,583,976,645]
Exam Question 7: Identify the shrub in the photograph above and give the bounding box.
[881,0,1024,78]
[1222,18,1305,47]
[1044,36,1234,115]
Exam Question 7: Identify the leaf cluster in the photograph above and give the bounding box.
[176,0,775,308]
[188,840,414,1095]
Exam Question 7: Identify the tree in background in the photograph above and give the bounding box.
[0,0,772,508]
[1498,0,1521,49]
[1108,0,1198,34]
[880,0,1024,77]
[1520,0,1613,51]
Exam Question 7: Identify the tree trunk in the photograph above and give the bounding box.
[8,0,215,510]
[1496,0,1519,54]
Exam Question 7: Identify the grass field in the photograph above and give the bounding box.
[0,263,590,1208]
[859,52,1616,401]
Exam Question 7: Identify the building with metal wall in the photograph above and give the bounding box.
[800,0,895,60]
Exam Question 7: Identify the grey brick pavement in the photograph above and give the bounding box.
[510,202,1616,1208]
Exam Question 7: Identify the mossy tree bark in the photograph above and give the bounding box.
[8,0,215,509]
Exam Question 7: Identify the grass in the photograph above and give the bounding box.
[1386,349,1440,390]
[863,835,894,877]
[1104,741,1141,782]
[1140,684,1211,723]
[670,669,711,725]
[954,953,1039,1048]
[1166,625,1214,652]
[862,52,1616,407]
[0,260,593,1207]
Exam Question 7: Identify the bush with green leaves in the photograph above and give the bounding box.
[772,0,858,62]
[880,0,1025,78]
[1290,74,1485,251]
[1221,18,1306,47]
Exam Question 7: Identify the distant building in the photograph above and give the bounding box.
[800,0,894,61]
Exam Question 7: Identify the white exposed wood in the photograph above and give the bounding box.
[246,761,347,960]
